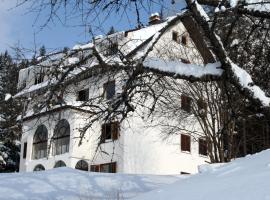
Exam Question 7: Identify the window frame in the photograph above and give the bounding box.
[199,138,208,156]
[77,88,89,101]
[181,134,191,153]
[103,80,116,100]
[33,164,45,171]
[172,31,180,43]
[32,125,48,160]
[75,160,89,171]
[90,162,117,173]
[23,142,27,159]
[54,160,66,168]
[181,95,192,113]
[101,121,120,143]
[52,119,70,156]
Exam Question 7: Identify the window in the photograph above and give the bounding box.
[23,142,27,159]
[34,72,45,85]
[197,98,207,117]
[101,122,120,143]
[181,95,192,113]
[90,165,100,172]
[104,80,115,100]
[105,42,118,56]
[199,138,208,156]
[172,31,179,43]
[52,119,70,156]
[33,164,45,171]
[90,162,116,173]
[54,160,66,168]
[75,160,88,171]
[181,172,190,175]
[32,125,48,160]
[197,98,207,111]
[77,89,89,101]
[181,134,191,152]
[181,34,189,46]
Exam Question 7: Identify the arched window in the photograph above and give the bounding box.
[75,160,88,171]
[32,125,48,159]
[52,119,70,155]
[33,164,45,171]
[54,160,66,168]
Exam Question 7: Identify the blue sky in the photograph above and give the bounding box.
[0,0,185,56]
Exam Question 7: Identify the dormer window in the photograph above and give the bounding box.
[181,34,189,46]
[34,72,44,85]
[172,31,179,43]
[77,89,89,101]
[105,42,118,56]
[103,80,115,100]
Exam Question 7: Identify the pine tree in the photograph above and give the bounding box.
[0,51,22,172]
[39,45,46,57]
[107,26,116,35]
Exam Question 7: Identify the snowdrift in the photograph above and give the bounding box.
[0,168,181,200]
[133,149,270,200]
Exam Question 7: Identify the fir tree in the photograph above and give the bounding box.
[0,51,22,172]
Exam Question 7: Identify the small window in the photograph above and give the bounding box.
[77,89,89,101]
[104,80,115,100]
[199,138,208,156]
[33,164,45,171]
[23,142,27,159]
[181,58,190,64]
[90,162,116,173]
[181,171,190,175]
[54,160,66,168]
[181,34,189,46]
[100,162,117,173]
[172,31,179,43]
[181,134,191,152]
[106,42,118,56]
[34,72,45,85]
[181,95,192,113]
[90,165,100,172]
[197,98,207,117]
[75,160,88,171]
[101,122,120,143]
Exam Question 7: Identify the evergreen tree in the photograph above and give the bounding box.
[0,51,22,172]
[107,26,116,35]
[39,45,46,57]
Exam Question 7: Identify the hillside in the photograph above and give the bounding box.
[133,149,270,200]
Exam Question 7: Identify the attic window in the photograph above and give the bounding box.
[181,95,192,113]
[104,80,115,100]
[181,34,189,46]
[181,134,191,152]
[101,122,120,143]
[34,72,45,85]
[77,89,89,101]
[172,31,179,43]
[106,42,118,56]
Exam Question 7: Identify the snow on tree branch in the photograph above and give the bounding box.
[186,0,270,107]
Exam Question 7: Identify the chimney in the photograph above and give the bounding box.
[149,13,161,25]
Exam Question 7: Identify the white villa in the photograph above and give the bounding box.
[17,11,214,174]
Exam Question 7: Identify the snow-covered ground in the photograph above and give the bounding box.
[1,149,270,200]
[133,149,270,200]
[0,168,182,200]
